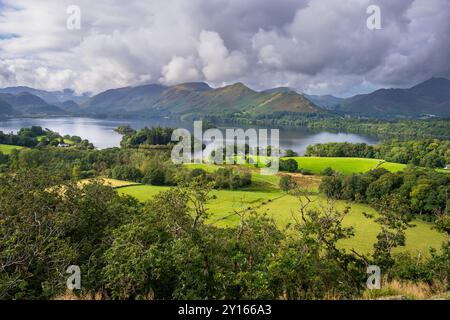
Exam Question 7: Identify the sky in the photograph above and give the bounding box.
[0,0,449,97]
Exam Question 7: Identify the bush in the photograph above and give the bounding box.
[110,165,143,182]
[285,149,298,157]
[143,168,166,185]
[80,169,96,179]
[299,168,313,175]
[280,159,298,172]
[240,172,252,187]
[189,168,207,179]
[435,214,450,234]
[279,175,296,191]
[230,174,241,189]
[319,175,343,198]
[389,246,450,288]
[322,167,335,176]
[213,168,252,190]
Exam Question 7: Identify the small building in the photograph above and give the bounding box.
[444,164,450,170]
[57,143,70,148]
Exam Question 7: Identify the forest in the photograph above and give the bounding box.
[204,113,450,140]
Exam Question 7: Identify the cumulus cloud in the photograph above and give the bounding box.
[197,30,247,82]
[160,56,199,85]
[0,0,448,96]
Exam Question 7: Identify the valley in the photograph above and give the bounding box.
[2,0,449,304]
[1,123,449,300]
[1,77,450,120]
[115,177,445,254]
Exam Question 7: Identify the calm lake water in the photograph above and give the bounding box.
[0,117,379,154]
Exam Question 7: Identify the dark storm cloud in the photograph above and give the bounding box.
[0,0,448,96]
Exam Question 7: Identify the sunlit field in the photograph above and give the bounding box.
[117,182,445,255]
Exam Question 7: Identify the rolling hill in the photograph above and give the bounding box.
[0,87,85,116]
[81,84,168,113]
[340,77,450,116]
[1,77,448,119]
[0,92,67,116]
[82,82,322,117]
[58,100,81,113]
[0,92,65,115]
[0,86,89,105]
[0,97,16,116]
[304,94,344,110]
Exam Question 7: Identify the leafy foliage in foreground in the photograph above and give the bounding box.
[0,170,140,299]
[1,171,448,300]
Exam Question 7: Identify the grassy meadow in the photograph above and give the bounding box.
[287,156,407,175]
[117,182,445,255]
[0,144,25,154]
[248,155,408,175]
[98,157,446,255]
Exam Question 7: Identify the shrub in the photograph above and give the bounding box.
[189,168,207,179]
[322,167,335,176]
[280,159,298,172]
[285,149,298,157]
[319,175,343,198]
[143,168,166,185]
[110,165,143,182]
[279,175,296,191]
[299,168,313,175]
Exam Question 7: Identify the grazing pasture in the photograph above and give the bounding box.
[0,144,25,154]
[117,182,445,255]
[287,157,407,175]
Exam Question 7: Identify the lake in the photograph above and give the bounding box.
[0,117,379,154]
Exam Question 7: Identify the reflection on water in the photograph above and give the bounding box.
[0,117,379,154]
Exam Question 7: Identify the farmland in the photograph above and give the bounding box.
[114,157,446,255]
[117,181,445,255]
[286,156,407,175]
[0,144,25,154]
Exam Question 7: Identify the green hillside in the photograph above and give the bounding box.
[341,77,450,116]
[117,183,445,254]
[83,82,322,117]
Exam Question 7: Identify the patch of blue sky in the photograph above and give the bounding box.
[0,33,18,40]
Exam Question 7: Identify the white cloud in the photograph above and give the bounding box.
[197,30,247,82]
[0,0,448,95]
[160,56,199,85]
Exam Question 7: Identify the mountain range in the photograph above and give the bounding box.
[0,87,90,117]
[0,77,449,119]
[0,87,89,105]
[339,77,450,116]
[303,94,344,110]
[80,82,320,118]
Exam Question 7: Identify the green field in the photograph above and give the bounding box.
[0,144,25,154]
[184,162,281,192]
[288,157,407,175]
[248,155,407,175]
[118,183,445,255]
[119,185,284,226]
[37,135,76,146]
[110,156,447,255]
[260,194,445,254]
